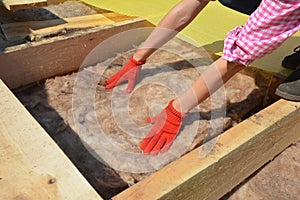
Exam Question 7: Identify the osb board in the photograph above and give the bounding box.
[0,79,101,200]
[0,0,47,10]
[13,37,275,199]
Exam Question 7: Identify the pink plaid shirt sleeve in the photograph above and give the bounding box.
[223,0,300,66]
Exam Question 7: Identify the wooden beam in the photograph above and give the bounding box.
[0,0,47,10]
[102,12,138,22]
[0,79,102,199]
[0,18,153,89]
[2,13,135,41]
[113,99,300,200]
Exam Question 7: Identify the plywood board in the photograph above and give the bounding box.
[0,79,102,200]
[0,0,47,10]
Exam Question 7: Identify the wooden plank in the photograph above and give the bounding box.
[0,18,153,89]
[3,14,114,41]
[0,79,102,200]
[2,14,119,41]
[113,99,300,200]
[0,0,47,10]
[103,12,137,22]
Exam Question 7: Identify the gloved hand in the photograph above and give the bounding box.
[140,100,187,155]
[105,55,145,93]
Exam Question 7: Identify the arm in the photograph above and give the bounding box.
[141,0,300,155]
[140,58,245,155]
[173,58,244,113]
[134,0,210,62]
[105,0,210,93]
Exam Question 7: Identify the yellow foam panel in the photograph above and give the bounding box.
[83,0,300,73]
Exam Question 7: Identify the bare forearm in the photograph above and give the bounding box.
[133,0,209,62]
[157,0,209,31]
[173,58,245,113]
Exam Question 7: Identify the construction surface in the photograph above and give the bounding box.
[13,37,300,199]
[0,1,299,199]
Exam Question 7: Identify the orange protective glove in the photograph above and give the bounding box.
[140,100,187,155]
[105,55,145,93]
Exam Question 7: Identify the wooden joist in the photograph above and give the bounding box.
[0,0,47,10]
[0,79,102,200]
[0,18,153,89]
[113,99,300,200]
[2,13,136,41]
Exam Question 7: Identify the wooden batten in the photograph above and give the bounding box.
[0,79,102,200]
[0,18,153,89]
[113,99,300,200]
[2,13,136,41]
[0,0,47,10]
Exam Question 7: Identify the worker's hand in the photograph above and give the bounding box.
[105,55,145,93]
[140,100,187,155]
